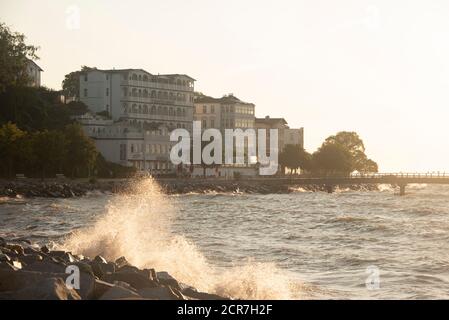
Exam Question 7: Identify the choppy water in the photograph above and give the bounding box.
[1,180,449,299]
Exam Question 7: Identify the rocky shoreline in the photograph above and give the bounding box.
[0,178,379,198]
[0,237,226,300]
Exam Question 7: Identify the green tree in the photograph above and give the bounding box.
[0,22,39,92]
[0,122,31,177]
[62,66,94,100]
[279,144,311,174]
[312,143,352,175]
[32,130,66,178]
[323,131,378,173]
[63,123,97,178]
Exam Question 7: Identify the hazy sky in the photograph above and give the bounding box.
[2,0,449,172]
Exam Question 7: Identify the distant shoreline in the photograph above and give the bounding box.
[0,177,379,198]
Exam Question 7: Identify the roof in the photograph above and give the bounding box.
[81,68,195,80]
[195,94,254,105]
[255,117,288,125]
[27,59,43,71]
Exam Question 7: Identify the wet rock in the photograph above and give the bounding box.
[5,244,24,255]
[93,255,107,264]
[182,287,228,300]
[19,254,43,265]
[0,237,6,247]
[92,279,114,299]
[40,245,50,254]
[99,285,141,300]
[22,260,66,274]
[138,286,184,300]
[102,272,158,290]
[12,261,22,270]
[0,253,11,263]
[48,250,76,263]
[115,256,129,269]
[5,277,81,300]
[72,261,94,276]
[156,271,180,290]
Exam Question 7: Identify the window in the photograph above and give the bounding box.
[203,105,207,113]
[202,119,207,128]
[210,119,215,127]
[211,105,215,113]
[84,89,88,97]
[106,74,109,80]
[106,88,109,96]
[84,74,88,81]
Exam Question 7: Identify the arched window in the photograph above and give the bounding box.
[151,105,156,114]
[138,105,142,113]
[151,90,156,98]
[176,108,181,116]
[143,89,148,98]
[138,89,142,97]
[132,74,137,80]
[138,75,142,81]
[143,75,148,81]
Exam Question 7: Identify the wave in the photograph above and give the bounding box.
[59,177,301,299]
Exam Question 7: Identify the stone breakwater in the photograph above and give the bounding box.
[0,178,379,198]
[0,237,227,300]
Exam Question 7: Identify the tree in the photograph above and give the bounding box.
[62,66,94,100]
[0,22,39,92]
[32,130,66,178]
[279,144,311,174]
[63,123,97,178]
[0,122,31,177]
[323,131,378,173]
[312,143,352,175]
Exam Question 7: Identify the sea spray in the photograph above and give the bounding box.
[60,177,300,299]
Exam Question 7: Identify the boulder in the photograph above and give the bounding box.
[156,271,180,290]
[93,255,107,264]
[102,272,158,290]
[115,256,130,269]
[0,253,11,263]
[99,285,141,300]
[182,287,228,300]
[138,286,184,300]
[0,237,6,247]
[92,279,115,299]
[23,260,66,274]
[40,245,50,254]
[19,254,43,265]
[4,277,81,300]
[5,244,24,255]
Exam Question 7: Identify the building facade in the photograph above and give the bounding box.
[80,68,195,132]
[255,116,304,153]
[194,93,255,131]
[26,59,43,87]
[78,68,195,174]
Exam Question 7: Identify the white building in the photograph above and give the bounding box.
[194,93,255,131]
[26,59,43,87]
[255,116,304,152]
[77,68,195,174]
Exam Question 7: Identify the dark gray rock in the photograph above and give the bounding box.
[0,237,6,247]
[40,245,50,254]
[23,260,66,274]
[156,271,180,290]
[93,255,107,264]
[5,244,24,255]
[19,254,43,265]
[115,256,129,269]
[138,286,184,300]
[102,272,158,290]
[3,277,81,300]
[99,285,141,300]
[182,287,228,300]
[0,253,11,263]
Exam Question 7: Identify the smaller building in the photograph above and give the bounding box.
[26,59,43,87]
[255,116,304,153]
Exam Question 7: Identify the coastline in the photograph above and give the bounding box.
[0,237,226,300]
[0,178,380,198]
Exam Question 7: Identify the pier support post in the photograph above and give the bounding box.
[399,184,406,196]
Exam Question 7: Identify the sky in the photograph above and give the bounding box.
[2,0,449,172]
